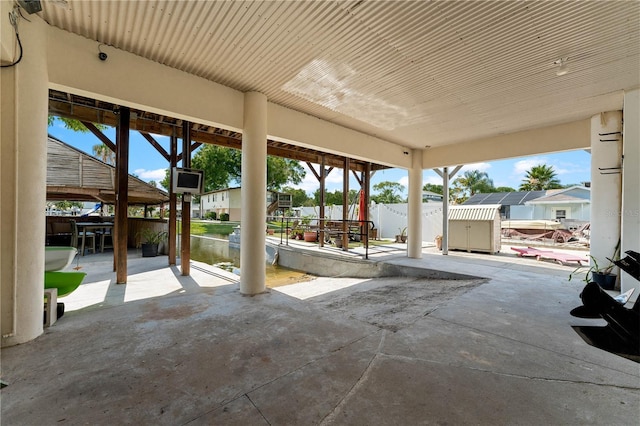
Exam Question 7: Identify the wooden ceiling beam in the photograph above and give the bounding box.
[49,92,389,173]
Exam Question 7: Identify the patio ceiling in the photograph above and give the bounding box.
[39,1,640,150]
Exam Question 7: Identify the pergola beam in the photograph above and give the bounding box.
[49,94,387,173]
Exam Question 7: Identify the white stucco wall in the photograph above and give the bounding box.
[621,89,640,293]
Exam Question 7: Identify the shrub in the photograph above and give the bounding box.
[220,213,230,221]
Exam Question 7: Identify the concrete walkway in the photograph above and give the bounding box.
[1,246,638,425]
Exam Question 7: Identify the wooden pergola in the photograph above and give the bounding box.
[48,89,388,282]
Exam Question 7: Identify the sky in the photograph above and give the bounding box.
[48,119,592,198]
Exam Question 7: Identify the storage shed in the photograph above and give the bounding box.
[448,204,502,254]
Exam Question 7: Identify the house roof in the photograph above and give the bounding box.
[201,187,241,196]
[449,204,501,221]
[525,186,591,205]
[463,191,546,206]
[47,136,169,205]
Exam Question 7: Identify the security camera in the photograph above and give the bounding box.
[99,52,108,61]
[403,151,409,155]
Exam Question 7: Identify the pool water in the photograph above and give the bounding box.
[189,234,313,288]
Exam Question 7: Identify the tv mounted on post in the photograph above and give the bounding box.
[172,167,204,194]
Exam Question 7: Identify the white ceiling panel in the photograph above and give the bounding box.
[40,0,640,148]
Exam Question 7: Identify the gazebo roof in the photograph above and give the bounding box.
[47,135,169,205]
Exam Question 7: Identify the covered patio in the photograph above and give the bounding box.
[2,246,638,424]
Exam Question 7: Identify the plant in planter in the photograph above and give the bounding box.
[395,227,407,243]
[569,249,620,290]
[138,228,168,257]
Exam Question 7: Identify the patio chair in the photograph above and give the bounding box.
[70,219,95,256]
[99,226,113,253]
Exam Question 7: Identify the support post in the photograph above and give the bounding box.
[168,130,177,265]
[319,156,326,247]
[115,107,130,283]
[408,149,423,258]
[181,121,191,276]
[240,92,267,295]
[590,111,623,284]
[0,10,48,346]
[342,158,350,250]
[442,167,450,255]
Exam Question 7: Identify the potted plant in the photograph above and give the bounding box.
[395,227,407,243]
[138,228,168,257]
[569,255,618,290]
[303,230,318,242]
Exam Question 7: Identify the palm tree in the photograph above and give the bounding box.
[519,164,562,190]
[453,170,494,202]
[92,143,115,165]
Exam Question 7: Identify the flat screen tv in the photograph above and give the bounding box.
[172,167,204,194]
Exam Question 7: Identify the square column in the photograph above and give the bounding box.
[590,111,623,285]
[621,90,639,293]
[1,12,49,346]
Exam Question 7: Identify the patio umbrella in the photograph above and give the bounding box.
[358,190,366,225]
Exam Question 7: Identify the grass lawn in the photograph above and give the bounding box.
[180,220,239,236]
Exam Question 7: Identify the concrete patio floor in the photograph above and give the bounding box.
[1,244,639,425]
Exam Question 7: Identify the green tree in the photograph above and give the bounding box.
[92,143,115,165]
[48,116,107,132]
[495,186,516,193]
[281,186,310,207]
[191,145,239,192]
[452,170,494,203]
[519,164,562,191]
[265,157,305,191]
[422,183,443,195]
[371,181,405,204]
[160,169,171,191]
[165,145,306,193]
[312,189,359,206]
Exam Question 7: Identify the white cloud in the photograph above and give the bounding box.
[423,174,442,185]
[135,168,167,182]
[398,176,409,188]
[288,163,346,194]
[513,157,547,175]
[460,162,491,173]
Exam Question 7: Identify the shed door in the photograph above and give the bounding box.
[468,221,491,251]
[449,221,468,250]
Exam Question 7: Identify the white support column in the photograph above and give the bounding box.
[442,168,450,255]
[622,90,639,293]
[590,111,623,282]
[240,92,267,295]
[1,13,48,346]
[408,149,423,258]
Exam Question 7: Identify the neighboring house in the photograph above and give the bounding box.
[422,191,443,202]
[200,187,242,221]
[463,191,546,219]
[522,186,591,225]
[200,188,293,221]
[463,186,591,228]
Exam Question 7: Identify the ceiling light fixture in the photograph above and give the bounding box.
[554,57,569,76]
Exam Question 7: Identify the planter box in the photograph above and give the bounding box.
[141,243,159,257]
[592,271,617,290]
[303,231,318,242]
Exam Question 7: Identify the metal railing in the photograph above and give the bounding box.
[267,216,375,259]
